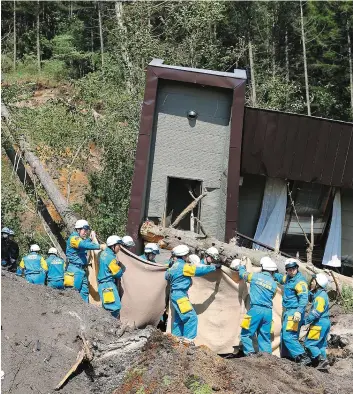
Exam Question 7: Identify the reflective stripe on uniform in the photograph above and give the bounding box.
[183,264,196,277]
[70,236,82,249]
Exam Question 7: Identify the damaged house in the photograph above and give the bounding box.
[127,59,353,273]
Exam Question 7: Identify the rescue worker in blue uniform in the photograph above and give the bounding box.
[304,273,331,370]
[165,244,220,344]
[46,247,66,289]
[16,244,48,285]
[139,243,159,263]
[65,219,101,302]
[98,235,125,318]
[1,227,12,268]
[231,256,278,355]
[274,258,310,365]
[2,228,19,271]
[200,247,219,265]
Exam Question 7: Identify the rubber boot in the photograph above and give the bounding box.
[295,353,311,366]
[316,356,329,372]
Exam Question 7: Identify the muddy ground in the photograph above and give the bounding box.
[2,270,353,394]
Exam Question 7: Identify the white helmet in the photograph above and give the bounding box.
[172,244,190,257]
[230,259,241,270]
[205,247,219,260]
[189,254,201,266]
[315,273,329,289]
[75,219,90,230]
[106,235,123,247]
[144,243,160,255]
[260,256,278,272]
[122,235,135,247]
[30,244,40,252]
[48,247,58,255]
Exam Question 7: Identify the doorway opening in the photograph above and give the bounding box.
[165,177,202,231]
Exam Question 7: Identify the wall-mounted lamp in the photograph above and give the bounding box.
[187,110,198,120]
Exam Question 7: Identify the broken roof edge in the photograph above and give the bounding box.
[149,58,247,80]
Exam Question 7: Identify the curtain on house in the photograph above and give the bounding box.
[253,178,287,250]
[323,190,341,268]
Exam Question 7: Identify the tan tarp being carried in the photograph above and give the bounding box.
[177,261,283,355]
[89,248,282,355]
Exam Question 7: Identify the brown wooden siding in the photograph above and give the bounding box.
[241,107,353,188]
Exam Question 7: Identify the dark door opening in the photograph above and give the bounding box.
[165,177,202,231]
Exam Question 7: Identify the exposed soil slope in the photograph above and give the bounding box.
[2,271,353,394]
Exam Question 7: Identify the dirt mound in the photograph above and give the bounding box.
[114,330,353,394]
[1,271,152,394]
[2,271,353,394]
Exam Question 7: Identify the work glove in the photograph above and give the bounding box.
[215,263,222,270]
[293,311,301,322]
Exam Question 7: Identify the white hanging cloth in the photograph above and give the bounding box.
[323,190,341,268]
[253,178,287,250]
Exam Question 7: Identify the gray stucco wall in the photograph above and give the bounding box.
[146,80,232,240]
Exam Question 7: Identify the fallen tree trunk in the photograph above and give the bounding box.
[2,124,66,257]
[18,137,78,231]
[2,103,101,303]
[140,221,353,289]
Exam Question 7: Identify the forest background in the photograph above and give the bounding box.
[1,0,353,255]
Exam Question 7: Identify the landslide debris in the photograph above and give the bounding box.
[1,271,152,394]
[2,270,353,394]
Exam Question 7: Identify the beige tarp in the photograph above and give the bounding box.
[118,248,167,328]
[89,248,282,354]
[174,261,283,354]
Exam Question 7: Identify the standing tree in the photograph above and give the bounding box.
[300,0,311,115]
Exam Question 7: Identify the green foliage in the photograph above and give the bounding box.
[2,0,353,251]
[185,375,212,394]
[1,155,51,257]
[340,285,353,313]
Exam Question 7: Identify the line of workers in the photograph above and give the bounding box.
[3,219,330,371]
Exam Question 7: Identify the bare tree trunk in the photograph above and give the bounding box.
[285,29,289,82]
[300,0,310,115]
[70,1,73,18]
[248,40,257,106]
[97,1,104,67]
[36,0,41,71]
[18,137,78,231]
[115,1,133,90]
[347,21,353,120]
[13,0,16,71]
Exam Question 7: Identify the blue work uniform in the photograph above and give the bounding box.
[165,258,216,340]
[65,232,100,303]
[16,252,48,285]
[239,266,277,354]
[200,259,207,265]
[47,255,66,289]
[274,272,309,359]
[304,289,330,359]
[97,247,125,318]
